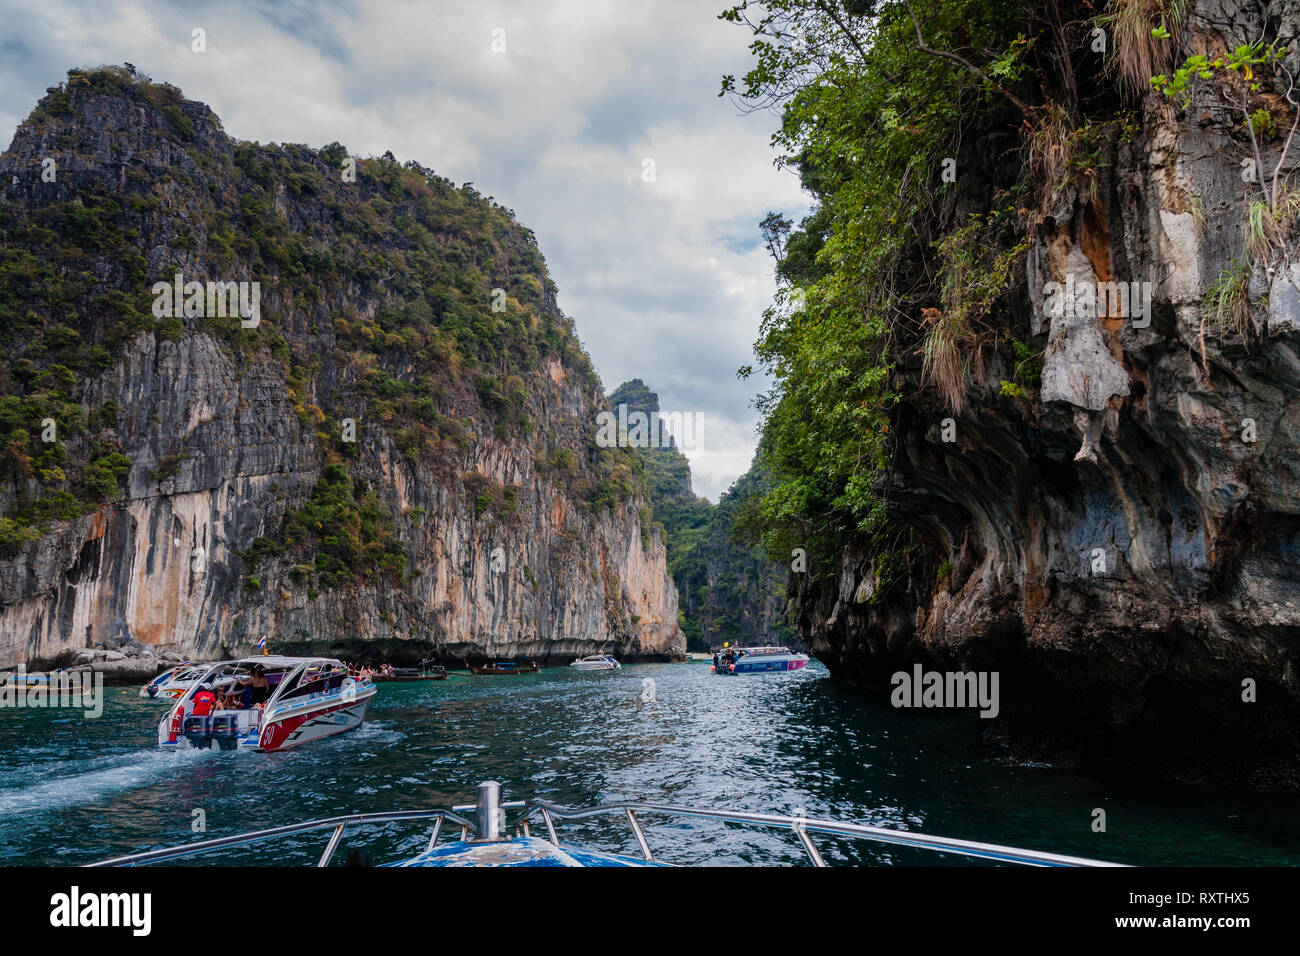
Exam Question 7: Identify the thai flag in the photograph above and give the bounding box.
[257,634,268,650]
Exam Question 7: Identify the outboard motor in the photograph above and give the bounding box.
[210,713,241,751]
[146,682,158,698]
[182,714,213,749]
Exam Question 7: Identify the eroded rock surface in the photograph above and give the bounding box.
[797,0,1300,789]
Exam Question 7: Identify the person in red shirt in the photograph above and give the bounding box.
[191,683,216,716]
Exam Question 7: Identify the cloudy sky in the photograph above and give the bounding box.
[0,0,810,500]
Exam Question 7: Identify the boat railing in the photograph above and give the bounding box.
[85,808,480,868]
[85,780,1123,868]
[514,795,1125,867]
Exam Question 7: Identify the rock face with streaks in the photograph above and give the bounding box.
[0,67,682,671]
[796,1,1300,789]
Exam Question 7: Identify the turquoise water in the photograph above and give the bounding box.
[0,661,1297,866]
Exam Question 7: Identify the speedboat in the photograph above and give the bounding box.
[139,663,210,700]
[157,656,375,752]
[87,780,1125,868]
[712,646,810,675]
[569,655,620,671]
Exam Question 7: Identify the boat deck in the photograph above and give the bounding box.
[391,836,664,867]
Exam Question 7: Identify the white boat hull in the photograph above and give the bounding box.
[139,678,194,700]
[569,656,621,671]
[256,686,375,751]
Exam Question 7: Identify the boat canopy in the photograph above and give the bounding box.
[172,657,349,705]
[222,655,342,669]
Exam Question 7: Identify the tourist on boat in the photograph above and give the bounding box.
[213,679,238,710]
[235,664,272,708]
[314,662,344,692]
[192,683,216,716]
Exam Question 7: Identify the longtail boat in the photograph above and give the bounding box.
[374,660,448,682]
[469,661,539,676]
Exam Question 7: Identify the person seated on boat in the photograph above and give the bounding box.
[313,660,340,691]
[191,683,216,716]
[299,664,323,694]
[314,663,341,692]
[358,663,374,681]
[236,664,272,709]
[213,679,239,710]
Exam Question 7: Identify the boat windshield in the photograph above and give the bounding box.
[273,661,349,701]
[177,661,295,706]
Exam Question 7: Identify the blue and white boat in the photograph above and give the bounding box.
[713,646,810,675]
[87,780,1123,868]
[139,662,210,700]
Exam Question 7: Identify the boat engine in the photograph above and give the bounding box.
[146,683,158,698]
[182,714,213,749]
[210,713,241,750]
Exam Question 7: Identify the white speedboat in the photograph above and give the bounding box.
[569,654,621,671]
[139,663,210,700]
[157,656,375,752]
[712,646,810,675]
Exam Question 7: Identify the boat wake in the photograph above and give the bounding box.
[0,748,211,818]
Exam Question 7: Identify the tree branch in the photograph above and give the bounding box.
[904,1,1033,117]
[816,0,871,63]
[1271,60,1300,216]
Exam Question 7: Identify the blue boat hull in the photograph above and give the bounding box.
[731,659,805,673]
[389,836,666,867]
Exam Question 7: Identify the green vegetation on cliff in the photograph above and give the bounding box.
[0,65,648,571]
[721,0,1171,584]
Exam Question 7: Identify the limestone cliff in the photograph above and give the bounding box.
[0,66,682,667]
[778,1,1300,789]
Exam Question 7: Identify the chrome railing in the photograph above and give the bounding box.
[516,796,1124,866]
[85,808,478,868]
[86,780,1124,867]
